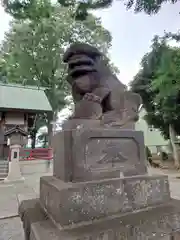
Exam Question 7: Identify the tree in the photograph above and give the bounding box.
[2,0,178,21]
[131,36,168,135]
[130,36,180,167]
[150,44,180,167]
[120,0,178,15]
[2,0,53,20]
[2,0,113,21]
[0,5,115,147]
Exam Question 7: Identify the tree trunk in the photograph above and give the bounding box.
[43,135,48,148]
[48,121,53,147]
[31,132,36,149]
[47,112,55,147]
[169,124,180,168]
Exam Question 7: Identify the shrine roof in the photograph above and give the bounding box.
[0,84,52,112]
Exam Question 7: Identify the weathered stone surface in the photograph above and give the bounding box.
[62,119,101,130]
[39,175,170,229]
[0,185,18,219]
[30,200,180,240]
[19,198,48,240]
[53,128,147,182]
[173,232,180,239]
[124,175,170,209]
[53,130,73,182]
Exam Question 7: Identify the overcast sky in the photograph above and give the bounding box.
[0,2,180,85]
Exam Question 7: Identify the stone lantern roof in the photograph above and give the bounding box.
[4,125,28,137]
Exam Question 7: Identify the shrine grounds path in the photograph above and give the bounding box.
[1,166,180,240]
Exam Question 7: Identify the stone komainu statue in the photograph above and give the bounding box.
[63,43,142,128]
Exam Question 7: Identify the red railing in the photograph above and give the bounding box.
[9,148,53,161]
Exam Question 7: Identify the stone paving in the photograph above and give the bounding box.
[148,167,180,199]
[0,217,24,240]
[0,170,52,219]
[0,169,52,240]
[0,167,180,240]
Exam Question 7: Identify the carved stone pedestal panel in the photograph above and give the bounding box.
[53,129,147,182]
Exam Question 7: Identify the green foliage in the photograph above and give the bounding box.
[2,0,178,21]
[2,0,113,21]
[150,46,180,133]
[2,0,52,20]
[123,0,178,15]
[130,36,180,139]
[130,36,167,136]
[57,0,113,20]
[151,46,180,101]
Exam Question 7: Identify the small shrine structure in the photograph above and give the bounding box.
[0,83,52,182]
[4,126,28,182]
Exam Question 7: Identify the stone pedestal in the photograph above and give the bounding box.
[53,128,147,182]
[4,144,24,183]
[40,174,170,229]
[19,125,180,240]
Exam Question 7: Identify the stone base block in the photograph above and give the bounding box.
[24,199,180,240]
[53,129,147,182]
[19,199,48,240]
[4,176,24,183]
[4,161,24,183]
[40,175,170,229]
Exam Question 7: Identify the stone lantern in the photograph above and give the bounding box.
[4,125,28,182]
